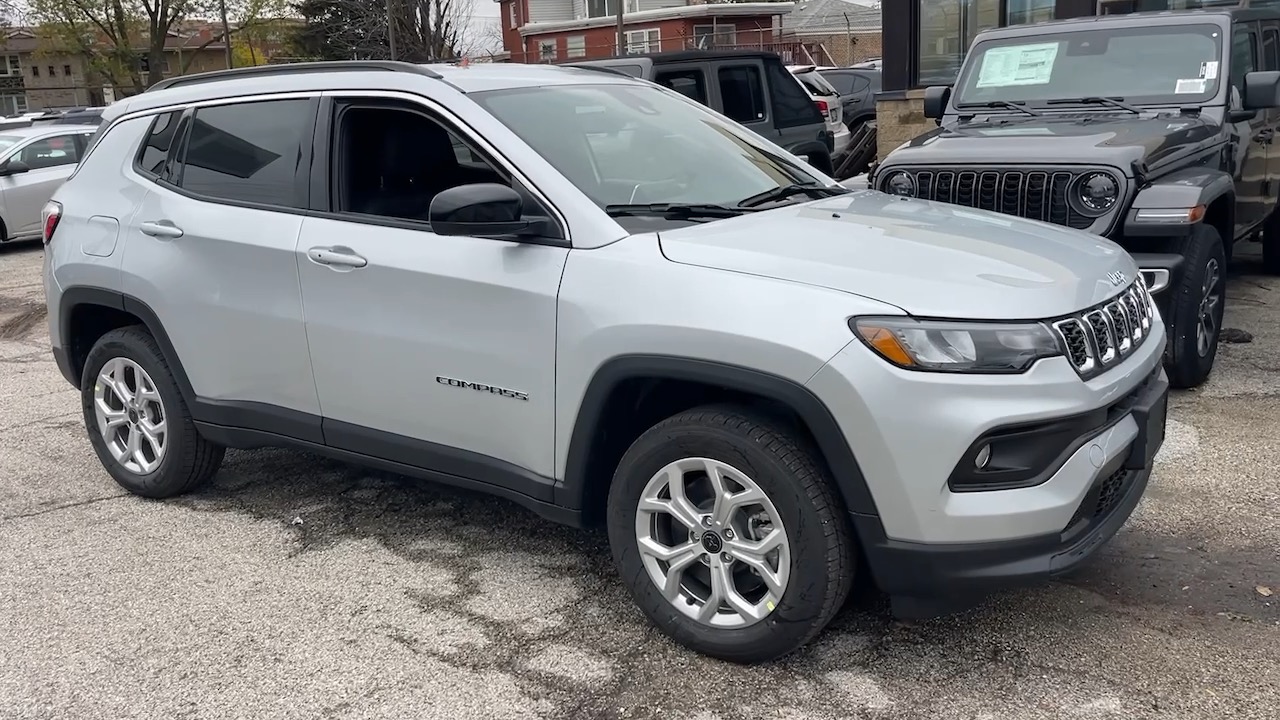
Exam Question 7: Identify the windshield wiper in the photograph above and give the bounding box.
[604,203,753,220]
[737,183,849,208]
[955,100,1042,117]
[1046,96,1142,114]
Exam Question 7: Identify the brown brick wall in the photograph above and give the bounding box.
[875,89,934,161]
[794,31,881,67]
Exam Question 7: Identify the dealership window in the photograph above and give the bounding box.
[566,35,586,58]
[539,40,557,62]
[693,23,737,49]
[918,0,1001,86]
[625,28,661,54]
[1006,0,1055,25]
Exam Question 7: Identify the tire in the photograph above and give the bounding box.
[1262,207,1280,275]
[606,404,855,663]
[80,325,225,498]
[1165,224,1226,389]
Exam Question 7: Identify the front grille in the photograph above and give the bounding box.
[883,167,1106,230]
[1050,277,1156,379]
[1064,464,1136,535]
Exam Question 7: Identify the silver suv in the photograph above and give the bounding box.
[43,61,1169,663]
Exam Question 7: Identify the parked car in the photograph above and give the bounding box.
[44,60,1167,664]
[817,66,881,132]
[0,124,96,243]
[787,64,852,157]
[850,58,881,70]
[872,5,1280,390]
[567,49,835,174]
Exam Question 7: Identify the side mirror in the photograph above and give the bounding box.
[429,183,532,237]
[1243,70,1280,110]
[922,85,952,120]
[0,159,30,176]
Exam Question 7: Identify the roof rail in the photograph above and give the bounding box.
[146,60,442,93]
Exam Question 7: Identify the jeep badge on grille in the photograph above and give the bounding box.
[1106,271,1126,287]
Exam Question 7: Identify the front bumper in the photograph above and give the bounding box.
[859,367,1168,618]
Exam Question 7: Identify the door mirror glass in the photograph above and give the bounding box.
[429,183,532,237]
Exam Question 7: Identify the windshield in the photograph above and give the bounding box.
[470,83,823,209]
[954,23,1224,107]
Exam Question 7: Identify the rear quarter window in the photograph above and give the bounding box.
[765,60,824,128]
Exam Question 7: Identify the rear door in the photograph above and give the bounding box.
[711,57,773,140]
[1229,21,1270,234]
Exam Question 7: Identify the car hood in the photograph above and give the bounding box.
[882,112,1220,174]
[657,191,1139,320]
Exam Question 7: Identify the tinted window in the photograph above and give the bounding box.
[765,59,823,128]
[822,71,857,95]
[137,110,183,178]
[794,71,838,97]
[176,99,311,208]
[17,135,79,169]
[1266,27,1280,71]
[718,65,766,123]
[656,69,708,104]
[1231,25,1258,98]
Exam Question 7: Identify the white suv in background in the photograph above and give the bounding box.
[788,65,851,158]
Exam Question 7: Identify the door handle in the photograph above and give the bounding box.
[139,220,183,239]
[307,246,367,268]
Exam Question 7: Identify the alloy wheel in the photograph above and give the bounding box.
[1197,257,1222,358]
[93,357,168,475]
[634,457,791,628]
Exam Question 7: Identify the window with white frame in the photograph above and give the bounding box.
[0,92,26,116]
[566,35,587,58]
[625,28,660,55]
[586,0,617,18]
[692,23,736,50]
[509,2,517,28]
[0,55,19,77]
[625,0,640,11]
[539,39,557,62]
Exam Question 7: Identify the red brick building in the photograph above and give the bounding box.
[496,1,801,64]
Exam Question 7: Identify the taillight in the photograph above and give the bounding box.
[41,201,61,245]
[815,99,829,117]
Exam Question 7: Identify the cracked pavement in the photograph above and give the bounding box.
[0,241,1276,720]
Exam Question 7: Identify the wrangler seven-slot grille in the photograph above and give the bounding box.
[1051,278,1156,378]
[884,168,1100,230]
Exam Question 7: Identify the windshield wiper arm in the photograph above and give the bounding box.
[604,203,752,220]
[1046,96,1141,114]
[955,100,1042,117]
[737,183,849,208]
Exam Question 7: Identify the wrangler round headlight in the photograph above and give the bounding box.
[1071,171,1120,216]
[883,171,916,197]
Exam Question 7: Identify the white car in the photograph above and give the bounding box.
[787,65,851,158]
[0,124,97,243]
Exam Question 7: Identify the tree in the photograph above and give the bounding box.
[29,0,287,95]
[290,0,480,63]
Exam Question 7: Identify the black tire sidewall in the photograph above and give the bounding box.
[80,327,198,498]
[1167,224,1226,389]
[607,414,847,662]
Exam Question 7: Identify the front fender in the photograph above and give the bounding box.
[1123,167,1234,238]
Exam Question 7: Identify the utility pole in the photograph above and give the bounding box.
[615,0,624,56]
[219,0,232,69]
[387,0,398,60]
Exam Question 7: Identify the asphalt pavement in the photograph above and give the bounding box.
[0,240,1276,719]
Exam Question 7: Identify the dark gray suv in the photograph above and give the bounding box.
[873,5,1280,389]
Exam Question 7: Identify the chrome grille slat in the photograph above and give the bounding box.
[1051,277,1157,379]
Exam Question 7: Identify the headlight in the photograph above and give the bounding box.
[882,170,916,197]
[851,317,1062,373]
[1071,171,1120,216]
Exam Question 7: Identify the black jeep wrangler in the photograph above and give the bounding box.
[872,4,1280,388]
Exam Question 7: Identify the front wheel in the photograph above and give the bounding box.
[606,405,855,663]
[1165,224,1226,389]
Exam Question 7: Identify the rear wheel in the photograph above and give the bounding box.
[81,326,225,497]
[1165,224,1226,389]
[606,405,854,663]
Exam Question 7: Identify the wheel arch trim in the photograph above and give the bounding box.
[558,354,882,520]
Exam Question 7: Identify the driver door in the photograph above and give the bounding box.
[296,94,568,487]
[0,132,84,238]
